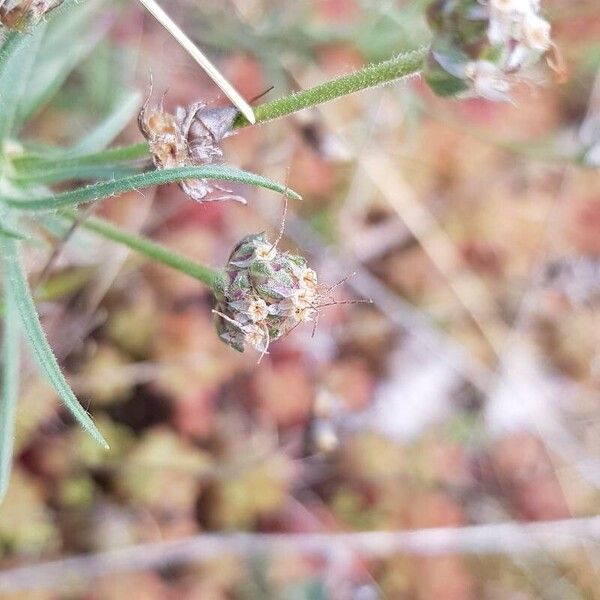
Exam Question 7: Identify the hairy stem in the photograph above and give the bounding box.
[234,47,427,127]
[61,210,219,289]
[10,47,426,173]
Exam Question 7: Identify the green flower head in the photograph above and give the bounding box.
[213,233,320,357]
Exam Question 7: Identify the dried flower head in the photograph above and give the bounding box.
[213,232,360,360]
[0,0,61,29]
[138,86,243,203]
[424,0,563,101]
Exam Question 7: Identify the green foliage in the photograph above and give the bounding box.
[0,0,430,502]
[61,210,219,287]
[0,233,109,448]
[234,47,427,127]
[2,165,302,210]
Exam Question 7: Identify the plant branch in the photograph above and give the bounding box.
[233,47,427,127]
[61,210,219,289]
[9,48,426,175]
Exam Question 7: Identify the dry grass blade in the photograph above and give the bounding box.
[136,0,255,124]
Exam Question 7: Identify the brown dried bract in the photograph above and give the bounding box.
[0,0,62,30]
[138,86,244,203]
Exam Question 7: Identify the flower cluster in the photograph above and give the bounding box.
[0,0,62,29]
[424,0,561,101]
[138,93,243,203]
[212,233,322,357]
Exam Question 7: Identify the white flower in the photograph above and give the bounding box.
[487,12,512,46]
[247,298,269,323]
[490,0,536,17]
[465,60,512,102]
[244,324,268,352]
[521,13,551,51]
[490,0,520,14]
[298,267,318,290]
[253,242,277,262]
[246,298,269,323]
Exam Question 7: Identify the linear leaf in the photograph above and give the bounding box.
[71,90,142,156]
[11,142,150,185]
[0,224,26,240]
[0,271,20,503]
[0,236,108,449]
[0,25,45,143]
[61,209,218,287]
[10,162,141,186]
[17,0,108,122]
[1,165,302,211]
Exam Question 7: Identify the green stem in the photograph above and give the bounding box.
[10,48,427,175]
[234,47,427,127]
[61,210,219,289]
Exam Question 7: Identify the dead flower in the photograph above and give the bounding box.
[138,87,244,203]
[0,0,62,29]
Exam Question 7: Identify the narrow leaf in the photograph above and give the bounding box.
[0,236,108,449]
[70,90,142,156]
[11,142,151,184]
[61,209,218,287]
[1,165,302,211]
[0,25,46,143]
[17,0,109,122]
[10,162,141,186]
[0,273,20,503]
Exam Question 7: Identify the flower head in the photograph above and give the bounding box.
[138,89,243,203]
[213,233,328,357]
[465,60,512,102]
[424,0,560,102]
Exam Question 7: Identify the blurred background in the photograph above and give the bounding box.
[1,0,600,597]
